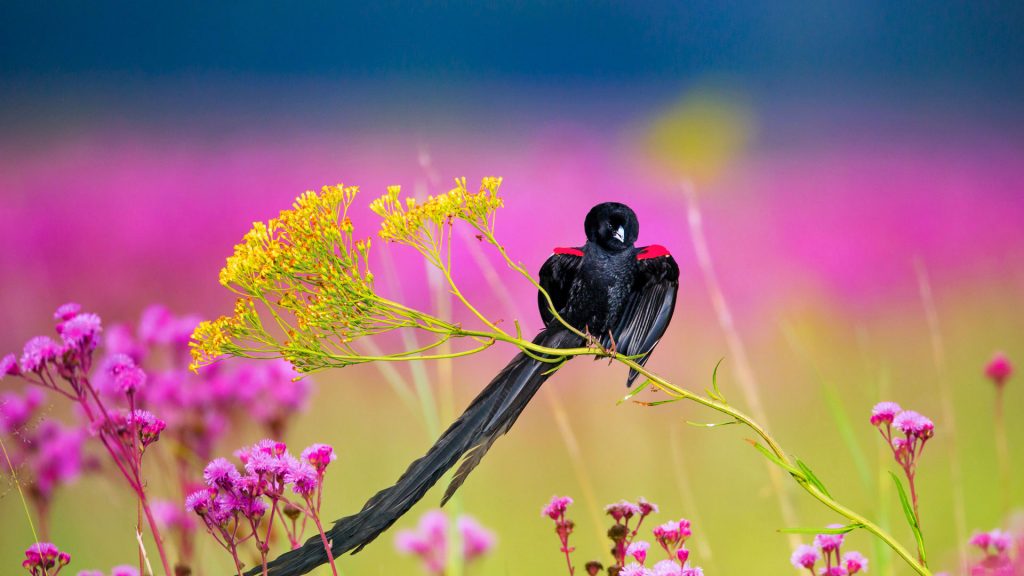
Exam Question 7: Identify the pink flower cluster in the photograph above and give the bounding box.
[985,352,1013,388]
[21,542,71,576]
[871,402,933,499]
[2,304,173,573]
[789,528,867,575]
[0,388,91,532]
[98,304,311,461]
[543,496,704,576]
[186,439,337,574]
[4,302,319,576]
[968,529,1022,575]
[394,510,497,574]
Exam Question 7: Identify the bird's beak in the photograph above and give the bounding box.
[614,226,625,243]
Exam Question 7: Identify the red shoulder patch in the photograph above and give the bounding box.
[553,247,584,257]
[637,245,671,260]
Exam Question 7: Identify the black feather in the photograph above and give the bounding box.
[253,329,581,576]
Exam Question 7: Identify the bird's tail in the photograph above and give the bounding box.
[256,328,580,576]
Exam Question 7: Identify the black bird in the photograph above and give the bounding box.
[257,202,679,575]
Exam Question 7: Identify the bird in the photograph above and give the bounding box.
[256,201,679,575]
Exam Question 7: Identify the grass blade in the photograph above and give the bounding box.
[890,471,927,565]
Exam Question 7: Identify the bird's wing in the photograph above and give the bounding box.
[612,245,679,387]
[537,247,584,326]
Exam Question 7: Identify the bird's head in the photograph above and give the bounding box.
[584,202,639,252]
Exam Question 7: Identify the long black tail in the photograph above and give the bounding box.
[255,328,580,576]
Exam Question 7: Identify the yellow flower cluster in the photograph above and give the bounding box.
[191,184,377,371]
[190,177,507,374]
[370,177,504,248]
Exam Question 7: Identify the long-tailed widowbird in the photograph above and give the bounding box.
[256,202,679,575]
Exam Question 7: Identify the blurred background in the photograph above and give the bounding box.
[2,2,1024,574]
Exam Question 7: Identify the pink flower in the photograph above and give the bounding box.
[970,531,993,550]
[815,530,845,553]
[843,551,868,574]
[870,402,902,426]
[791,544,820,569]
[395,510,449,575]
[203,457,241,488]
[542,495,574,519]
[893,410,934,439]
[989,530,1011,553]
[681,568,704,576]
[32,422,87,498]
[652,560,682,576]
[819,568,848,576]
[619,562,654,576]
[150,499,197,533]
[185,489,214,516]
[60,313,102,348]
[627,540,650,564]
[104,324,143,361]
[301,443,336,473]
[53,303,81,321]
[111,565,140,576]
[20,336,60,372]
[138,305,176,345]
[677,547,690,564]
[638,497,659,516]
[22,542,71,575]
[286,461,319,497]
[605,499,642,522]
[0,388,44,433]
[0,353,19,377]
[985,352,1013,387]
[102,354,146,395]
[457,515,496,561]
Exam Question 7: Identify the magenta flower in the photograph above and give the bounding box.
[605,500,642,522]
[843,551,868,574]
[1,353,19,377]
[543,495,574,519]
[32,422,87,498]
[619,562,654,576]
[791,544,820,570]
[20,336,60,373]
[680,568,703,576]
[395,510,449,575]
[0,388,45,432]
[638,497,659,516]
[819,567,848,576]
[204,457,241,488]
[301,443,336,473]
[652,560,683,576]
[110,567,140,576]
[985,352,1013,387]
[185,489,214,516]
[53,303,81,322]
[870,402,902,426]
[138,304,177,345]
[101,354,146,395]
[970,531,993,550]
[150,499,197,533]
[59,313,102,348]
[815,531,845,553]
[457,515,497,561]
[286,460,319,498]
[892,410,934,439]
[627,540,650,564]
[22,542,71,576]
